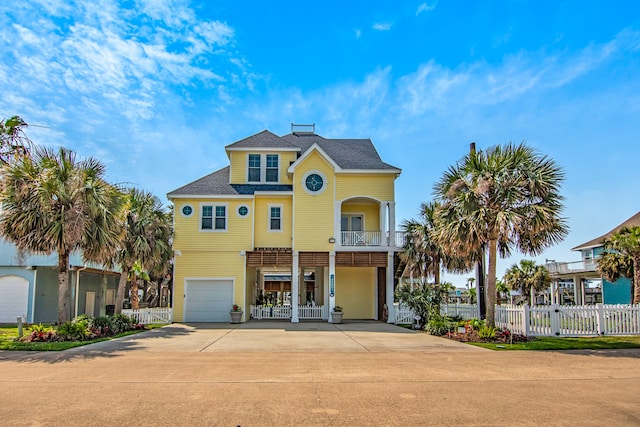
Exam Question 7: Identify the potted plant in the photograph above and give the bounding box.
[229,304,243,324]
[331,305,344,324]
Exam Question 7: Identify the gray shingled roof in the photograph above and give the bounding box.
[226,130,299,150]
[281,133,400,170]
[572,211,640,251]
[167,166,293,197]
[169,130,400,197]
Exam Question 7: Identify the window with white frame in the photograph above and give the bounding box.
[248,154,261,182]
[247,153,279,183]
[266,154,279,182]
[201,204,227,231]
[269,205,282,231]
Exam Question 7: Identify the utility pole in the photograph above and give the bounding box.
[470,142,486,319]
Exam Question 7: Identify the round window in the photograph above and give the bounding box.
[238,206,249,217]
[181,205,193,217]
[305,173,324,192]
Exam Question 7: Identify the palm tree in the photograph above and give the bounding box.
[600,227,640,304]
[400,201,469,286]
[504,260,550,306]
[496,279,510,305]
[128,260,150,310]
[0,115,31,165]
[434,143,567,326]
[0,146,123,323]
[107,188,173,314]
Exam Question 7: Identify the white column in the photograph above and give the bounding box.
[334,201,342,248]
[291,252,299,323]
[573,276,581,305]
[379,203,387,245]
[329,251,336,322]
[386,251,395,323]
[388,202,396,247]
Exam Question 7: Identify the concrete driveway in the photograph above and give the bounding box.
[2,321,640,426]
[60,320,485,354]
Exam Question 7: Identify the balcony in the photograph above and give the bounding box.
[340,231,407,248]
[546,260,598,275]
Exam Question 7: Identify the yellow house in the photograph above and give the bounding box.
[167,124,402,323]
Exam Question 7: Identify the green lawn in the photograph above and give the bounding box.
[0,325,166,351]
[470,335,640,351]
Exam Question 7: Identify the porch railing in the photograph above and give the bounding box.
[341,231,382,246]
[250,305,327,320]
[546,260,597,275]
[122,307,173,324]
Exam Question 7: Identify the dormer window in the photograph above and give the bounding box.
[248,154,261,182]
[247,153,279,183]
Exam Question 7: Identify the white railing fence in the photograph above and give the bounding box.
[496,304,640,337]
[122,307,173,324]
[250,305,328,320]
[341,231,382,246]
[394,303,478,325]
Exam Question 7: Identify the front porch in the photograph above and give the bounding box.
[250,305,328,320]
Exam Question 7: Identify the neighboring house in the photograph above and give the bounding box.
[546,211,640,305]
[0,238,120,323]
[167,125,403,323]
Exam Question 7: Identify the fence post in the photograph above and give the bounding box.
[596,303,605,335]
[550,304,560,336]
[523,305,530,337]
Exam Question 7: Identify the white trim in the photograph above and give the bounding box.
[268,203,283,232]
[179,204,194,218]
[288,144,339,172]
[226,147,299,152]
[199,202,229,232]
[169,194,254,200]
[336,169,401,174]
[254,191,294,196]
[302,170,328,195]
[236,204,250,218]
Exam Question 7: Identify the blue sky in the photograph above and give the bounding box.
[1,0,639,286]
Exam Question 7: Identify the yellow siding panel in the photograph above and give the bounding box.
[172,251,246,322]
[254,196,293,248]
[292,151,335,252]
[228,151,296,185]
[335,267,376,319]
[336,174,395,201]
[341,202,380,231]
[173,198,253,253]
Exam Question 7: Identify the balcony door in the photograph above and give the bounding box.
[342,215,363,245]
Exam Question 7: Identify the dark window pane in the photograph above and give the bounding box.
[202,217,212,229]
[215,217,226,230]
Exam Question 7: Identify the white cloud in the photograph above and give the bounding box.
[354,29,362,39]
[373,22,392,31]
[416,2,436,15]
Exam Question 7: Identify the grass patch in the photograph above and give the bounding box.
[469,335,640,351]
[0,324,166,351]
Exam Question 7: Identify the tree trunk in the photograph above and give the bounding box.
[486,239,498,327]
[57,252,70,324]
[114,268,129,315]
[633,256,640,305]
[131,274,140,310]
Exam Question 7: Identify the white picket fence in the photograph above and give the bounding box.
[250,305,328,320]
[394,303,478,325]
[495,304,640,337]
[122,307,173,324]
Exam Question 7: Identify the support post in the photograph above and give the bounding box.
[329,252,336,322]
[291,252,299,323]
[386,252,395,323]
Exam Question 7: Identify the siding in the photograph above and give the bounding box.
[341,202,380,231]
[173,251,246,322]
[335,266,376,319]
[254,196,292,248]
[173,198,254,253]
[229,151,297,184]
[292,152,335,252]
[336,174,395,201]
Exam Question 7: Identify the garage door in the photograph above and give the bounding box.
[0,276,29,323]
[184,280,233,322]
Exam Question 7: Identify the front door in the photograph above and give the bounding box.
[341,215,363,245]
[85,291,96,316]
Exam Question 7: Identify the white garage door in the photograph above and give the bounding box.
[184,280,233,322]
[0,276,29,323]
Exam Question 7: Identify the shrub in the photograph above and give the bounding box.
[111,314,134,334]
[90,316,115,337]
[21,324,58,342]
[425,315,455,336]
[478,325,498,340]
[57,320,90,341]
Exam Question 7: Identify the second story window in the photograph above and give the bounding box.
[266,154,279,182]
[248,154,261,182]
[215,206,226,230]
[201,204,227,231]
[270,206,281,231]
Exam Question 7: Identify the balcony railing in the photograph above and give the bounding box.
[341,231,382,246]
[546,260,598,275]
